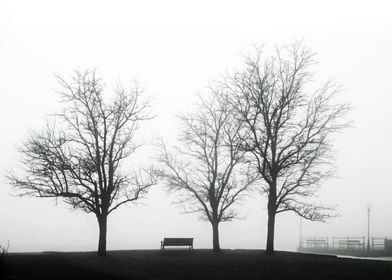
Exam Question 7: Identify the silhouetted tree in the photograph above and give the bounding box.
[8,70,156,256]
[225,43,350,254]
[156,88,256,252]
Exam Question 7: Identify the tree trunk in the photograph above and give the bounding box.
[97,214,108,257]
[266,207,276,254]
[266,181,277,254]
[212,221,221,252]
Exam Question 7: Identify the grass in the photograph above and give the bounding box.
[5,249,392,280]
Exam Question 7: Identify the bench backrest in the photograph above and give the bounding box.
[305,239,326,243]
[163,238,193,246]
[339,240,361,243]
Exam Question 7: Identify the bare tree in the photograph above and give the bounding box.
[8,70,156,256]
[156,88,256,252]
[225,43,351,254]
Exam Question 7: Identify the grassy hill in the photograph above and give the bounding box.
[3,249,392,280]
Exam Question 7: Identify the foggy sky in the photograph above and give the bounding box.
[1,0,392,252]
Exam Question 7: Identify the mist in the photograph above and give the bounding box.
[1,0,392,254]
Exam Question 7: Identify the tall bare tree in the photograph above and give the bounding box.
[156,88,256,252]
[8,70,156,256]
[225,43,351,254]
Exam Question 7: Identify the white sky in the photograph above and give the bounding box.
[0,0,392,252]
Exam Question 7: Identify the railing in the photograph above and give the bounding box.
[298,236,392,256]
[371,237,392,250]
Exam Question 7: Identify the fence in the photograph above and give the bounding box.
[371,237,392,250]
[298,236,392,256]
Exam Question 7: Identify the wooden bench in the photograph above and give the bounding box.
[161,238,193,250]
[304,239,328,248]
[338,240,363,249]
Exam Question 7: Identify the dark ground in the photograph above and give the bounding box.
[2,250,392,280]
